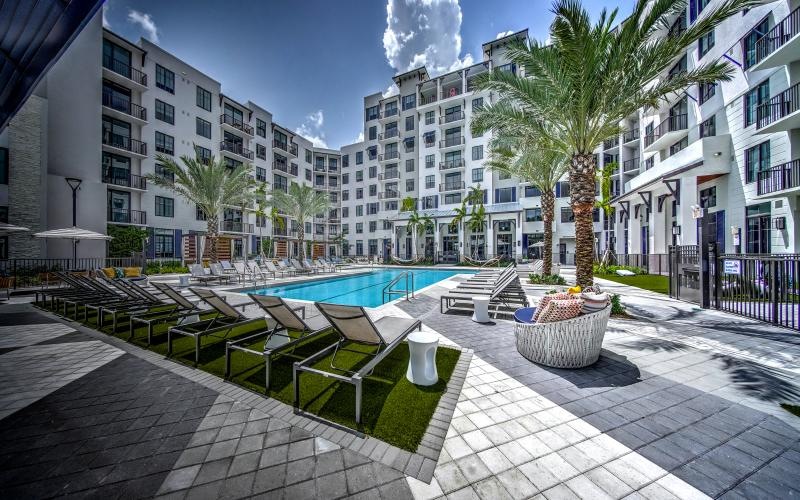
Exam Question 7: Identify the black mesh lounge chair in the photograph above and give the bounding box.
[225,294,330,389]
[85,276,165,329]
[129,282,212,344]
[293,303,421,424]
[167,287,261,366]
[35,272,105,310]
[440,271,528,318]
[189,264,218,285]
[61,274,139,319]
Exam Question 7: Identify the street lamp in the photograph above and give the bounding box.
[65,177,82,227]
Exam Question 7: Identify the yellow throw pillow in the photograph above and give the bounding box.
[568,285,582,295]
[123,267,141,278]
[101,267,116,279]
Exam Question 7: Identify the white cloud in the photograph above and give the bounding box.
[382,0,474,75]
[127,9,159,43]
[102,4,111,28]
[295,110,328,148]
[382,83,399,98]
[496,30,514,39]
[354,131,365,143]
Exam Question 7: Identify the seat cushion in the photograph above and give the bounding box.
[372,316,419,344]
[537,298,584,323]
[123,267,141,278]
[533,292,570,322]
[101,267,116,279]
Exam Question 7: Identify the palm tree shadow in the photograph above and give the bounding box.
[711,354,800,403]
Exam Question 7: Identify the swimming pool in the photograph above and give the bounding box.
[247,268,475,307]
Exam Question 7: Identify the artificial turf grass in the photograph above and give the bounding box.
[595,273,670,295]
[783,404,800,418]
[59,302,460,452]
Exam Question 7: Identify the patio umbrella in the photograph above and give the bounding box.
[0,222,30,233]
[34,226,113,269]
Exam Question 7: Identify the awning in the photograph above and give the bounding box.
[34,227,112,240]
[0,222,30,233]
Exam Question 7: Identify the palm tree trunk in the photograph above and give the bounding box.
[570,153,597,287]
[207,216,219,263]
[541,190,555,276]
[297,226,305,261]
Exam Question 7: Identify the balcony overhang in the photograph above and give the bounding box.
[643,128,688,154]
[756,108,800,135]
[750,32,800,72]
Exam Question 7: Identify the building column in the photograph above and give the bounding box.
[486,217,495,257]
[677,177,699,246]
[629,207,642,255]
[651,201,667,254]
[434,222,441,260]
[515,216,523,262]
[436,78,442,101]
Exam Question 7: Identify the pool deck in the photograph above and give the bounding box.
[0,270,798,498]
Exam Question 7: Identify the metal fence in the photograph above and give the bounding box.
[611,253,669,275]
[0,257,138,288]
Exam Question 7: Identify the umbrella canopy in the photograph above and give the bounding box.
[34,227,112,240]
[0,222,30,233]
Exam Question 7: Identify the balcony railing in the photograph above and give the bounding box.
[272,228,298,237]
[220,141,254,160]
[440,136,465,148]
[102,92,147,121]
[379,171,400,181]
[102,167,147,190]
[219,114,254,135]
[439,181,465,192]
[441,87,463,100]
[222,220,254,233]
[420,94,437,105]
[756,82,799,130]
[754,6,800,66]
[102,131,147,155]
[378,191,400,200]
[757,159,800,195]
[107,208,146,225]
[102,55,147,86]
[440,111,464,124]
[314,164,327,172]
[379,151,400,161]
[603,137,619,149]
[379,129,399,140]
[380,108,398,119]
[439,159,465,170]
[623,128,639,143]
[643,114,688,147]
[622,158,640,172]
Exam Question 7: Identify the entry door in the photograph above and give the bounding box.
[559,243,567,264]
[641,226,650,255]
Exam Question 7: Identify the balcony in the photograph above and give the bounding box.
[219,114,254,136]
[102,167,147,190]
[756,82,800,134]
[440,87,463,101]
[220,141,254,161]
[622,158,640,173]
[420,94,437,106]
[379,107,399,122]
[378,191,400,200]
[439,181,465,192]
[603,137,619,150]
[750,6,800,71]
[222,220,254,233]
[102,92,147,124]
[379,151,400,162]
[622,128,640,144]
[102,55,147,89]
[439,159,465,171]
[102,131,147,158]
[273,228,298,238]
[272,140,298,157]
[757,159,800,196]
[379,129,399,142]
[440,136,465,150]
[107,208,146,225]
[643,114,688,153]
[378,171,400,181]
[440,111,465,126]
[314,164,327,172]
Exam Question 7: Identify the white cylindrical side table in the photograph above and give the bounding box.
[406,331,439,386]
[472,296,491,323]
[179,275,190,287]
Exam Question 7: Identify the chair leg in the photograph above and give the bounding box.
[265,355,272,392]
[167,329,173,357]
[355,378,363,425]
[293,363,300,407]
[224,343,232,379]
[195,335,201,367]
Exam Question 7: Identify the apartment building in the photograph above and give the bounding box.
[0,11,341,261]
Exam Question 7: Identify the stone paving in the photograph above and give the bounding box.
[0,272,799,499]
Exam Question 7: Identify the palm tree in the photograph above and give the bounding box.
[147,153,254,262]
[486,133,568,275]
[270,183,330,261]
[253,180,271,256]
[597,162,618,266]
[472,0,755,286]
[466,204,487,258]
[406,210,433,259]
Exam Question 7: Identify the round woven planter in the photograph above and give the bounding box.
[514,306,612,369]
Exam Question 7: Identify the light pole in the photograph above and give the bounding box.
[65,178,82,267]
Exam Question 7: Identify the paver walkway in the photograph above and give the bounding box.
[0,272,799,499]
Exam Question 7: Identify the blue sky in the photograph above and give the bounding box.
[102,0,634,149]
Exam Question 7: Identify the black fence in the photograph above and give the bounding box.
[606,253,669,275]
[0,257,138,288]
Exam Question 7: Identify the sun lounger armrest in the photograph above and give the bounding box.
[354,320,421,378]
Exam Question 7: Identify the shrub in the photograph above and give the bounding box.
[594,264,648,275]
[145,260,189,275]
[529,273,567,285]
[610,294,625,315]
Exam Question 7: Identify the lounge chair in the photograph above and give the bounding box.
[305,258,328,273]
[277,260,298,276]
[248,261,275,281]
[263,261,290,278]
[291,258,315,274]
[318,258,340,272]
[129,282,212,344]
[220,260,237,274]
[86,275,166,329]
[209,263,234,284]
[189,264,218,285]
[225,294,331,389]
[294,303,422,424]
[440,270,528,318]
[167,287,262,366]
[233,261,256,283]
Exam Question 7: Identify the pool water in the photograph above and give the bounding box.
[248,268,475,307]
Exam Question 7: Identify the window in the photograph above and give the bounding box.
[356,151,363,164]
[526,208,543,222]
[367,202,379,215]
[366,105,379,121]
[746,202,771,253]
[255,166,267,182]
[425,111,435,125]
[155,64,175,93]
[699,186,716,208]
[196,86,212,111]
[423,131,436,147]
[273,174,288,192]
[698,30,714,58]
[155,99,174,124]
[745,141,770,183]
[525,185,542,197]
[443,193,462,205]
[196,205,207,221]
[342,207,349,217]
[256,144,266,160]
[699,82,715,104]
[561,207,575,223]
[256,119,267,138]
[495,187,516,203]
[195,145,211,164]
[305,149,312,163]
[155,196,174,217]
[368,126,377,141]
[700,116,716,138]
[499,171,511,180]
[225,157,243,170]
[556,181,570,198]
[744,80,769,127]
[402,94,416,110]
[472,168,483,183]
[743,17,770,69]
[153,229,175,258]
[342,224,349,235]
[356,188,363,199]
[404,137,415,152]
[369,221,377,232]
[368,166,377,178]
[406,179,415,191]
[155,132,174,155]
[369,184,377,196]
[669,137,688,155]
[425,175,435,189]
[405,159,415,172]
[342,190,349,201]
[153,162,173,182]
[196,117,211,138]
[472,145,484,161]
[405,116,414,131]
[472,97,483,111]
[342,173,349,184]
[0,148,7,184]
[425,155,435,169]
[356,170,363,182]
[368,147,377,160]
[356,205,363,216]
